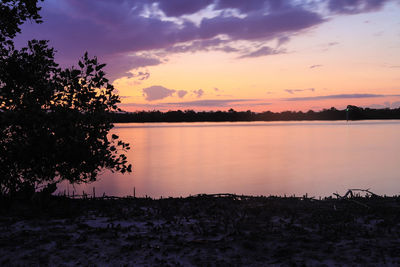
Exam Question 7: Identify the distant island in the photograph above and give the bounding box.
[110,105,400,123]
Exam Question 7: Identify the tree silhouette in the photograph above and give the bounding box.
[0,0,43,45]
[0,0,131,196]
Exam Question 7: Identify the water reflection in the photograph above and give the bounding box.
[58,120,400,197]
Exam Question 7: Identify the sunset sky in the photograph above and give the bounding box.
[16,0,400,112]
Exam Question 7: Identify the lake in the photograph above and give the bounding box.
[59,120,400,198]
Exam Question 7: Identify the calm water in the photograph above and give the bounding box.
[59,120,400,197]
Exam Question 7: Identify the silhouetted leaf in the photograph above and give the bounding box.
[71,69,81,77]
[95,64,106,71]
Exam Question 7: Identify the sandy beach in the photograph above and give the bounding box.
[1,194,400,266]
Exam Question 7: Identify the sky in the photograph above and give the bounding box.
[15,0,400,112]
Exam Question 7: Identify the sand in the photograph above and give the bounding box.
[1,194,400,266]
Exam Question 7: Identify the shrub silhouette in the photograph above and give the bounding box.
[0,0,131,196]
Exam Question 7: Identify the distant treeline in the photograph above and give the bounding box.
[109,105,400,123]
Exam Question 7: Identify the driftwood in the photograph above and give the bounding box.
[334,188,380,199]
[333,189,381,209]
[348,188,380,197]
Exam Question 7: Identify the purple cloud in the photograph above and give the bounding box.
[13,0,398,82]
[165,38,239,54]
[285,88,315,94]
[122,68,151,80]
[199,9,324,40]
[157,0,214,17]
[214,0,286,13]
[16,2,198,77]
[15,1,323,65]
[143,85,176,101]
[177,90,188,98]
[193,89,205,98]
[132,71,150,80]
[103,54,161,81]
[310,64,323,69]
[239,46,285,58]
[277,36,291,47]
[327,0,393,14]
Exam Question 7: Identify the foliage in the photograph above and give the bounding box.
[0,0,43,46]
[0,0,131,195]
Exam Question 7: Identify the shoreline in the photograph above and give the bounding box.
[1,194,400,266]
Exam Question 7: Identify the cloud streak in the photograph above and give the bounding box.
[285,88,315,94]
[239,46,285,58]
[283,93,400,101]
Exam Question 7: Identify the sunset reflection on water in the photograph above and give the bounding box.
[59,121,400,198]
